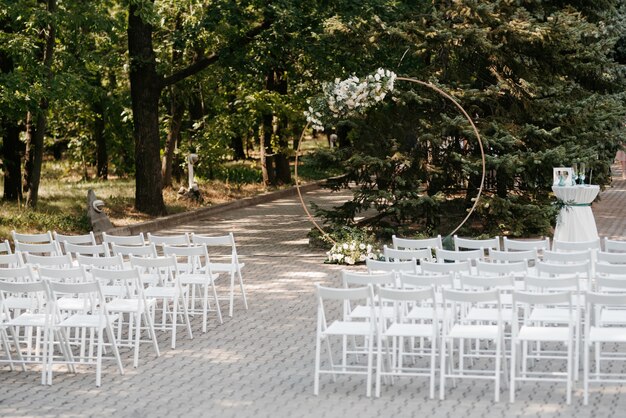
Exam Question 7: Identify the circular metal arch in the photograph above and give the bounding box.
[294,77,486,245]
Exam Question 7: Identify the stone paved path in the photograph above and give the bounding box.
[1,175,626,418]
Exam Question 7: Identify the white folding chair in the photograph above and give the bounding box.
[102,232,146,253]
[53,232,97,254]
[510,291,575,404]
[111,243,157,267]
[12,230,54,245]
[420,260,471,278]
[435,248,483,264]
[439,289,506,401]
[313,284,376,396]
[46,280,124,386]
[14,242,62,257]
[604,238,626,253]
[163,244,222,332]
[147,233,191,254]
[488,249,538,266]
[91,267,160,368]
[64,243,110,261]
[523,276,582,381]
[0,280,55,384]
[366,258,417,275]
[0,239,12,254]
[392,234,443,250]
[583,292,626,405]
[342,271,396,320]
[543,249,594,265]
[38,267,90,314]
[0,253,24,268]
[383,245,433,263]
[502,237,550,254]
[24,253,74,270]
[191,233,247,317]
[476,260,528,278]
[375,286,438,398]
[130,255,192,349]
[552,238,601,252]
[596,251,626,265]
[454,235,501,251]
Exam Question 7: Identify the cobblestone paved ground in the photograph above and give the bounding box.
[1,172,625,418]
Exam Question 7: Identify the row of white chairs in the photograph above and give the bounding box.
[391,234,626,253]
[0,237,246,386]
[314,278,626,405]
[1,230,247,318]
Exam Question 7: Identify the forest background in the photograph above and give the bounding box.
[1,0,625,240]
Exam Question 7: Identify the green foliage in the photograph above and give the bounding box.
[213,163,262,184]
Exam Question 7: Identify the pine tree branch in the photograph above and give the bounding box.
[160,19,272,88]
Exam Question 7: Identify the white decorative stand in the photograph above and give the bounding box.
[552,185,599,242]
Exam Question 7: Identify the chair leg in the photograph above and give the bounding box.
[237,267,248,310]
[143,310,160,358]
[510,340,516,403]
[375,334,383,397]
[495,337,501,402]
[96,328,104,387]
[584,338,590,405]
[202,283,208,333]
[133,313,141,368]
[429,335,436,400]
[566,335,573,405]
[366,333,374,397]
[211,279,223,324]
[229,271,235,317]
[439,337,446,400]
[314,334,322,395]
[171,297,178,349]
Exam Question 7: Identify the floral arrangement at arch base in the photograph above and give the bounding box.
[319,226,383,265]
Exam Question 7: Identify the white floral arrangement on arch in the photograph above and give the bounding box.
[326,240,381,265]
[305,68,397,131]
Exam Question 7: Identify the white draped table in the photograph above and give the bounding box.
[552,185,600,242]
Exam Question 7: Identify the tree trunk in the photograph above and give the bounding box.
[22,0,56,208]
[162,85,184,188]
[128,2,166,215]
[2,122,23,201]
[260,114,276,186]
[93,97,108,180]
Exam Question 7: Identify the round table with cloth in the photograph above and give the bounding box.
[552,185,600,242]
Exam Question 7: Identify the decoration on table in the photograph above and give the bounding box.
[553,167,573,187]
[295,72,487,246]
[553,198,591,225]
[304,68,397,131]
[579,162,586,185]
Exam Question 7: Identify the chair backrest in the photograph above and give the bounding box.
[399,272,454,289]
[535,260,590,278]
[383,245,432,262]
[595,262,626,278]
[513,290,572,306]
[53,231,97,253]
[377,286,438,323]
[90,266,146,300]
[130,255,178,286]
[111,243,157,260]
[585,292,626,322]
[341,271,396,287]
[315,284,376,330]
[524,276,580,293]
[392,234,443,250]
[24,253,74,269]
[476,260,527,276]
[502,237,550,252]
[47,279,105,316]
[102,232,146,249]
[595,277,626,293]
[596,251,626,265]
[0,265,36,282]
[604,238,626,253]
[0,279,48,313]
[366,258,417,274]
[12,230,54,244]
[420,260,471,276]
[38,266,87,283]
[459,274,515,291]
[147,233,191,249]
[14,241,61,257]
[543,250,593,264]
[0,252,24,268]
[0,239,12,254]
[77,254,125,270]
[454,235,500,251]
[513,291,574,329]
[552,238,601,252]
[488,249,537,264]
[435,248,483,263]
[191,233,240,263]
[162,244,212,275]
[65,242,110,259]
